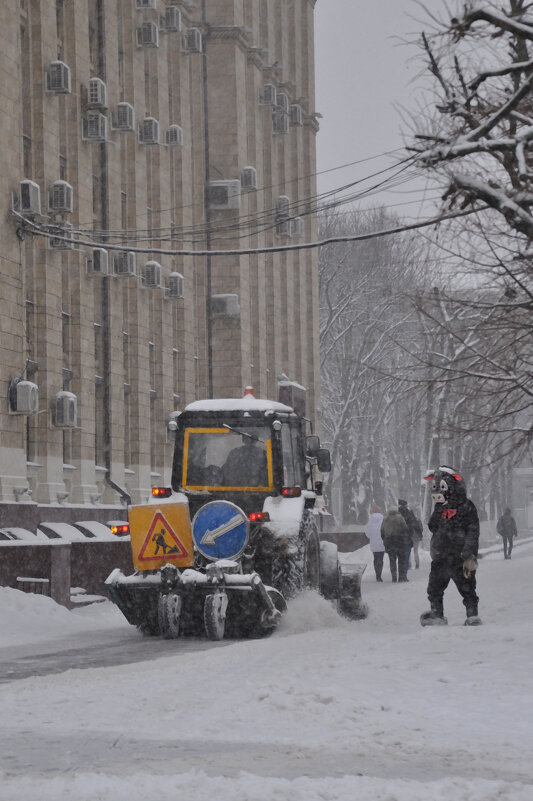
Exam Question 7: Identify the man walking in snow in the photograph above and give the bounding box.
[365,505,385,581]
[380,507,410,582]
[496,507,517,559]
[398,498,423,569]
[421,466,481,626]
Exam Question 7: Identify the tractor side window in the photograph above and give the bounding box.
[281,424,297,487]
[291,426,305,487]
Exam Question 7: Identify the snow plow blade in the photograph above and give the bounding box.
[339,563,368,620]
[105,564,286,639]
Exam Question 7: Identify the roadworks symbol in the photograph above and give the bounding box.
[138,511,190,562]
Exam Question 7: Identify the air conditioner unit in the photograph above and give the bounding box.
[113,251,136,277]
[261,83,277,106]
[290,216,303,237]
[49,222,74,250]
[8,378,39,415]
[49,180,74,214]
[165,271,184,299]
[276,195,290,218]
[165,124,183,145]
[83,113,107,142]
[53,391,77,428]
[207,180,241,210]
[112,102,135,131]
[275,219,291,236]
[275,196,291,236]
[184,27,202,52]
[86,248,109,275]
[19,180,41,215]
[88,77,107,107]
[272,109,289,134]
[166,409,181,443]
[289,104,303,126]
[135,0,157,9]
[47,61,71,93]
[210,294,240,318]
[276,92,289,114]
[240,166,257,191]
[139,117,160,144]
[137,22,159,47]
[164,6,181,31]
[143,260,162,288]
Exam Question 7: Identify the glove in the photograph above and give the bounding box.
[462,556,478,579]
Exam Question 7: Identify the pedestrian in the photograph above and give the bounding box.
[380,507,410,582]
[365,505,385,581]
[398,498,423,569]
[421,465,481,627]
[496,507,518,559]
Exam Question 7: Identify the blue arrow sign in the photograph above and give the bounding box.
[192,500,249,560]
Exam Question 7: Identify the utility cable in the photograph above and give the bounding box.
[13,205,488,259]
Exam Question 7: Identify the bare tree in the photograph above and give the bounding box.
[319,208,432,523]
[406,0,533,461]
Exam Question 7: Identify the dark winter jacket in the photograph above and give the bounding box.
[496,510,517,539]
[380,509,410,552]
[428,499,479,561]
[398,504,423,544]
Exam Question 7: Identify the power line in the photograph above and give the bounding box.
[13,205,487,259]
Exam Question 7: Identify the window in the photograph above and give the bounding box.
[182,427,273,491]
[281,423,305,487]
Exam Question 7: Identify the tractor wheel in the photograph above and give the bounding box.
[301,512,321,592]
[319,540,342,601]
[271,511,320,599]
[158,592,182,639]
[204,591,228,640]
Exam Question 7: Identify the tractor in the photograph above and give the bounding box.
[106,388,367,639]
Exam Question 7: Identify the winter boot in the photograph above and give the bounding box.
[420,602,447,627]
[464,604,482,626]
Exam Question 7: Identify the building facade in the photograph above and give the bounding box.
[0,0,321,528]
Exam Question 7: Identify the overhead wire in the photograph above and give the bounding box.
[63,154,425,246]
[13,205,488,258]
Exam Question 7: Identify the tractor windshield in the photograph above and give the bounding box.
[182,425,273,491]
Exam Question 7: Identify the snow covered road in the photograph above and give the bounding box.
[1,541,532,800]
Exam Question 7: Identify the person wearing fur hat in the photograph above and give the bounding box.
[421,466,481,626]
[365,505,385,581]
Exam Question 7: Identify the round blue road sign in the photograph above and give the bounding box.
[192,500,249,561]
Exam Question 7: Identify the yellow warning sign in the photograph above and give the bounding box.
[129,503,194,571]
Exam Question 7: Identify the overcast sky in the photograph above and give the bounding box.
[314,0,442,218]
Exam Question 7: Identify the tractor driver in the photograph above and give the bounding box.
[222,433,268,487]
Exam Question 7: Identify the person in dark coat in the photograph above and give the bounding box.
[421,465,481,626]
[398,498,423,569]
[496,508,517,559]
[380,507,411,582]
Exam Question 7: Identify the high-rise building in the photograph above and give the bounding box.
[0,0,320,528]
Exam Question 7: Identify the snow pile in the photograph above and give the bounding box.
[0,586,128,647]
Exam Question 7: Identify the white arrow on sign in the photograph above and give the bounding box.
[200,514,244,546]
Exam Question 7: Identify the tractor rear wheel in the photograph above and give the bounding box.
[319,540,342,601]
